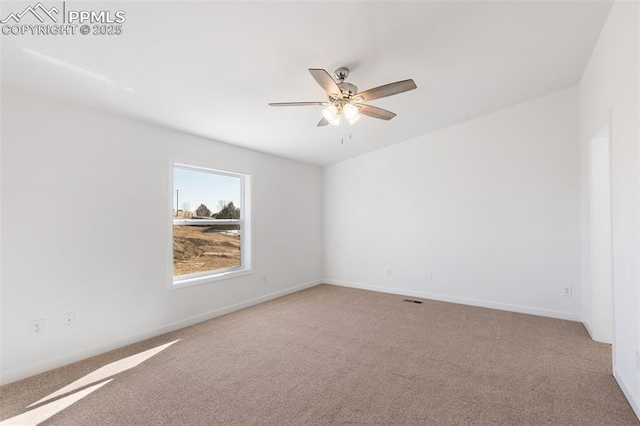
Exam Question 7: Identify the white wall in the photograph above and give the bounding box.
[324,88,581,321]
[0,88,323,384]
[579,1,640,417]
[587,130,613,344]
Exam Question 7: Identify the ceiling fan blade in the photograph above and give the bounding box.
[269,102,329,107]
[309,69,342,98]
[317,117,329,127]
[358,104,397,120]
[355,79,417,102]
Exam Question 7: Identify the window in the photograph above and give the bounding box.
[171,163,251,288]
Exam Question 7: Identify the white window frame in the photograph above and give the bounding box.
[169,161,252,290]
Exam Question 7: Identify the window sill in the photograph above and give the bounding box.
[170,269,253,290]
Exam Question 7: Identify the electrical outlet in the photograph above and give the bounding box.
[636,350,640,372]
[30,319,44,337]
[262,275,267,284]
[426,272,432,282]
[63,312,75,327]
[562,286,572,297]
[386,268,392,277]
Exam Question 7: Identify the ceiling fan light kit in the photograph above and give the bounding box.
[347,112,361,125]
[322,104,339,121]
[269,67,417,127]
[329,116,342,126]
[343,103,359,120]
[322,102,360,126]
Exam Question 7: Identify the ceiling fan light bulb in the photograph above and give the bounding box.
[329,115,341,126]
[343,103,359,120]
[322,105,338,121]
[348,113,361,125]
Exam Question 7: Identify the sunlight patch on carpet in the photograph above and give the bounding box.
[0,340,180,426]
[28,339,179,408]
[0,379,112,426]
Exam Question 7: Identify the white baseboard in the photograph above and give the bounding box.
[583,319,594,338]
[0,279,322,386]
[614,366,640,421]
[324,279,581,322]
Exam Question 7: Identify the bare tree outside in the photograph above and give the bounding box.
[181,202,192,218]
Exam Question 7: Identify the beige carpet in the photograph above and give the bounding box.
[1,284,638,425]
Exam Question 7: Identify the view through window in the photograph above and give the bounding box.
[172,164,248,282]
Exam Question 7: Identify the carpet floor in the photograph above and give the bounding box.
[1,284,638,425]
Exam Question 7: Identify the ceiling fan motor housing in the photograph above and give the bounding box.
[334,67,349,81]
[337,82,358,99]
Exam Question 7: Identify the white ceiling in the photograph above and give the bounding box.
[1,1,612,166]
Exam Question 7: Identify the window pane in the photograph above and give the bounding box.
[173,224,241,276]
[173,167,241,219]
[173,166,243,278]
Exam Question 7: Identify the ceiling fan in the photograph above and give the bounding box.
[269,67,417,127]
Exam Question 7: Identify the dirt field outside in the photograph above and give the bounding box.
[173,225,241,276]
